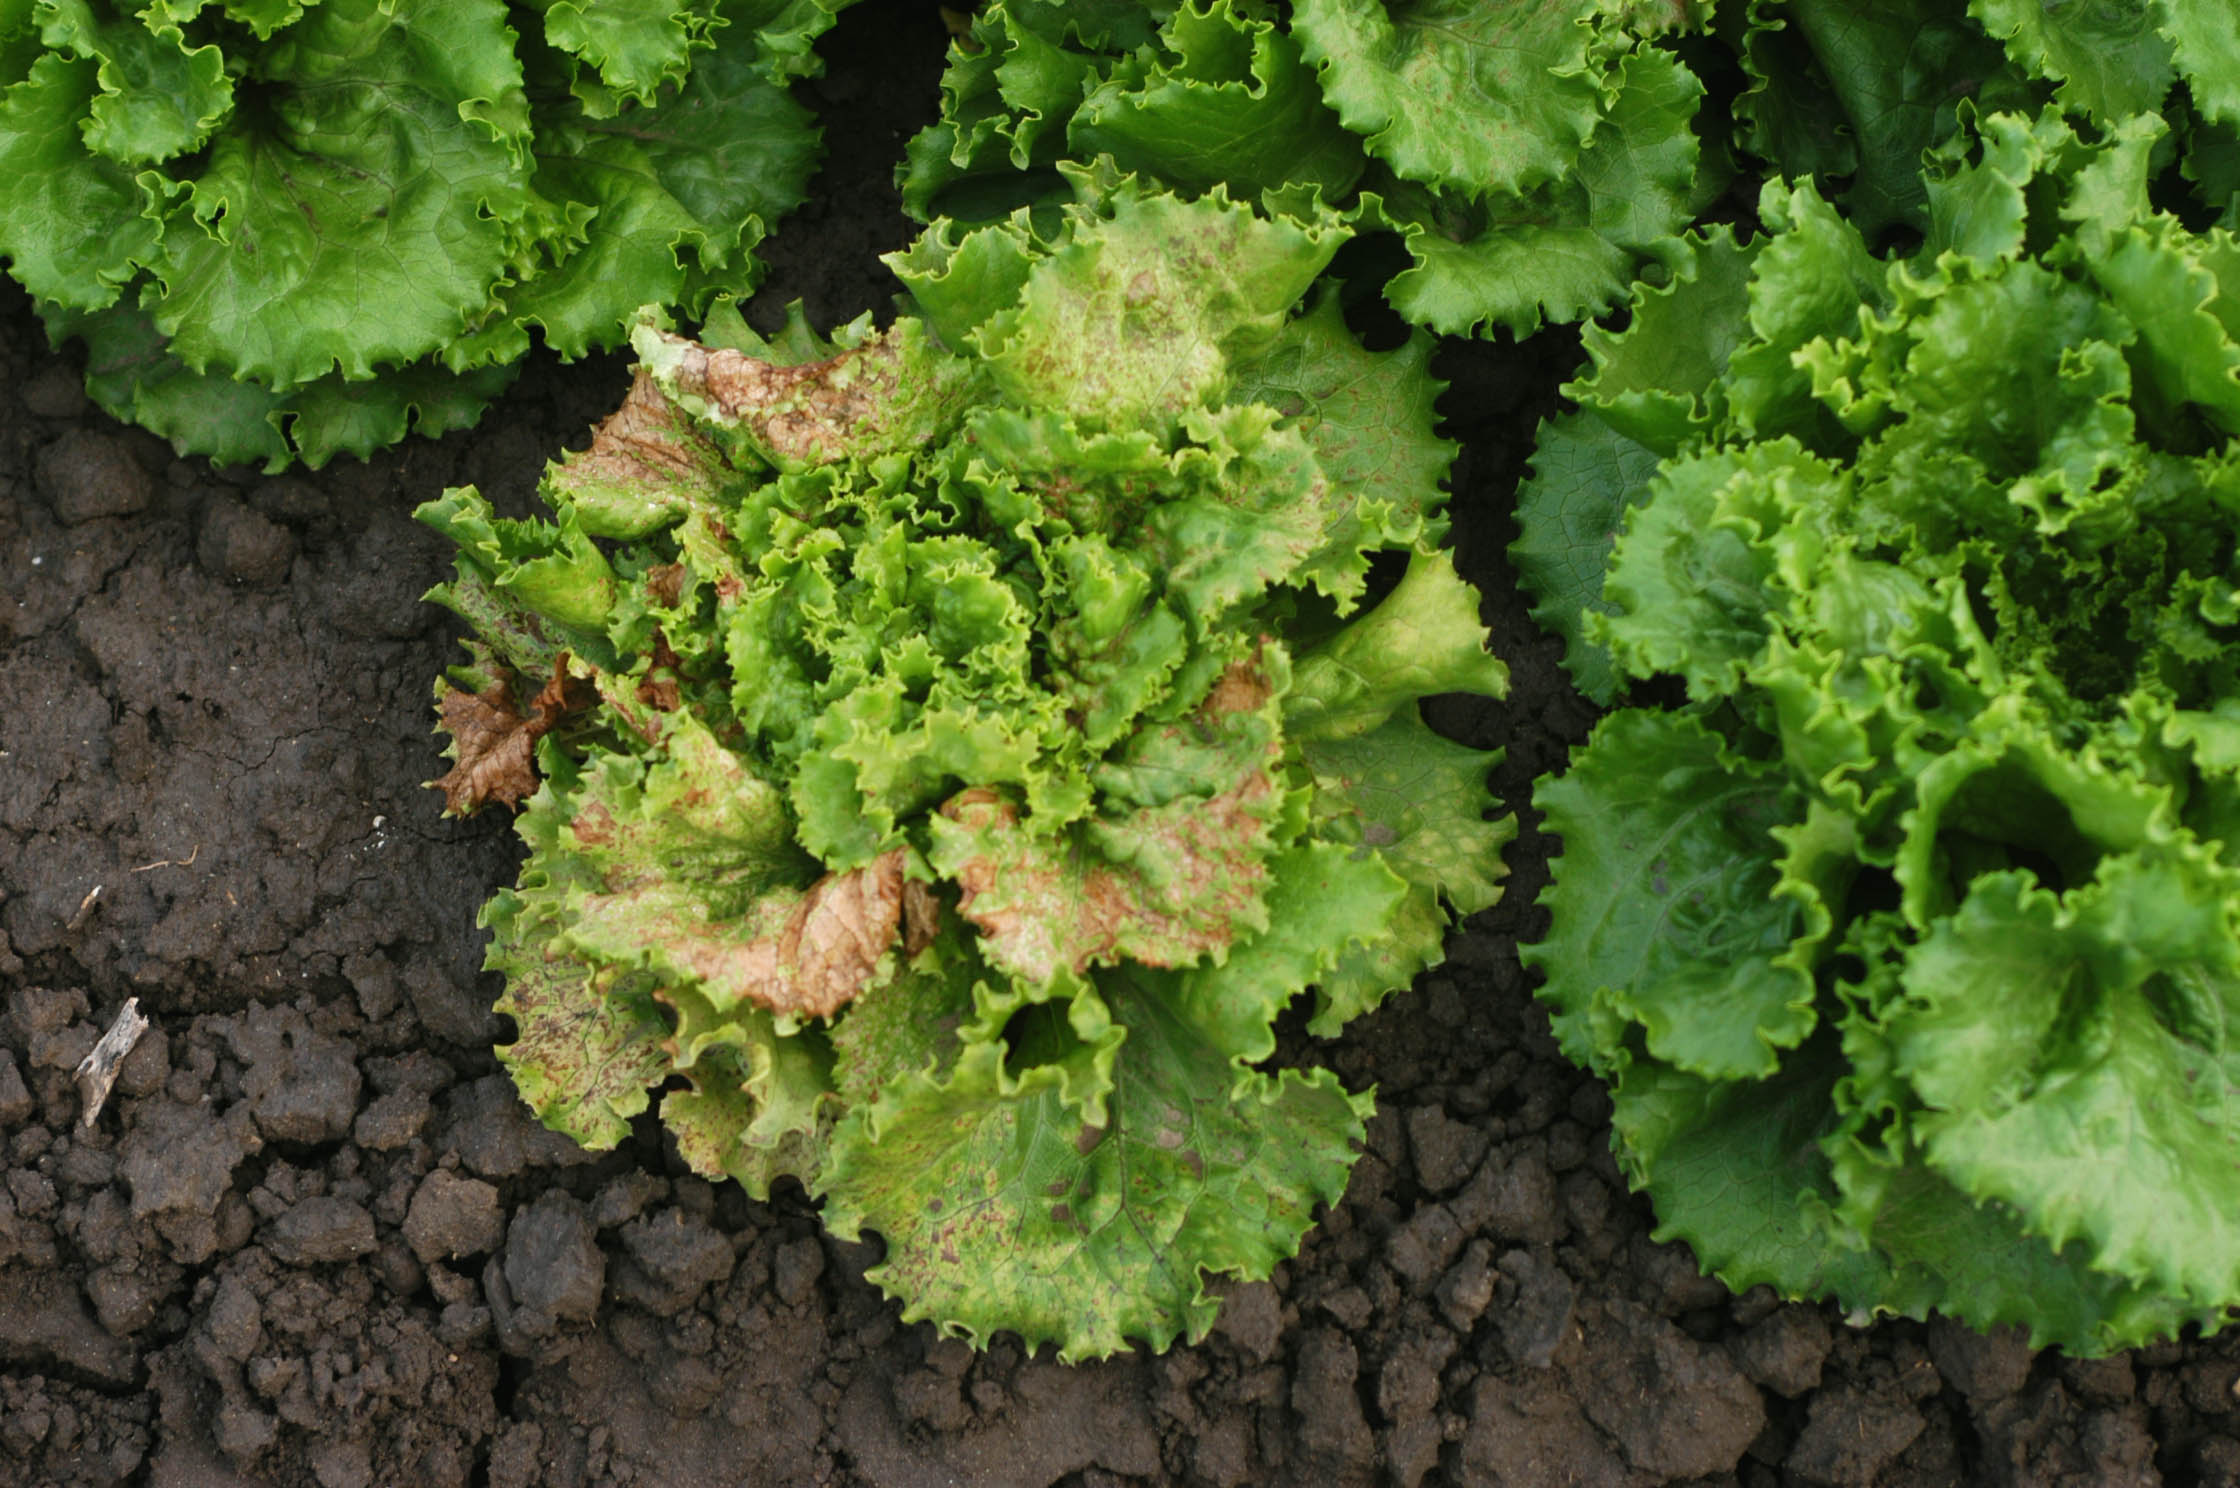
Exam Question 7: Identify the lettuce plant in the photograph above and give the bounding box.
[419,171,1511,1359]
[903,0,1718,337]
[0,0,848,469]
[1515,111,2240,1352]
[1727,0,2239,235]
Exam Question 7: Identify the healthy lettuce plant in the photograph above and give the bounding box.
[0,0,848,469]
[419,171,1511,1359]
[903,0,1718,337]
[1727,0,2239,235]
[1515,111,2240,1352]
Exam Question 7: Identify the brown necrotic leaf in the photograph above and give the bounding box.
[636,318,979,469]
[431,657,593,815]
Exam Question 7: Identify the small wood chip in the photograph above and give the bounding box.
[65,883,102,932]
[74,997,149,1128]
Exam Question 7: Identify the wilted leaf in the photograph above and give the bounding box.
[431,657,593,815]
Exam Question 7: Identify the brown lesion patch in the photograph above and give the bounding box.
[602,849,915,1021]
[634,631,686,713]
[430,655,596,815]
[646,329,924,467]
[550,370,736,515]
[1198,655,1274,719]
[938,656,1282,982]
[645,563,687,609]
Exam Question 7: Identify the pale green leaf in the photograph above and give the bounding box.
[1287,550,1506,740]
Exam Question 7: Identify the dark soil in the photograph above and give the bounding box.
[5,6,2240,1487]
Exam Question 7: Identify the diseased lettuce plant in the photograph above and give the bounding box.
[1515,110,2240,1352]
[0,0,850,469]
[419,170,1511,1359]
[903,0,1719,337]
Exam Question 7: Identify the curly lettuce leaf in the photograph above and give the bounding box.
[36,0,231,165]
[1074,0,1364,201]
[1289,0,1603,199]
[901,0,1713,339]
[533,0,722,115]
[1525,111,2240,1352]
[145,0,533,390]
[820,850,1386,1361]
[1529,709,1821,1081]
[970,175,1346,431]
[1509,409,1664,705]
[929,660,1286,984]
[43,298,520,472]
[2163,0,2240,126]
[2,0,846,464]
[0,53,163,308]
[465,19,823,363]
[1728,0,2040,235]
[1968,0,2174,123]
[1299,710,1512,1032]
[1612,1039,2216,1351]
[1228,283,1454,554]
[1363,40,1705,338]
[1287,549,1510,740]
[1891,855,2240,1304]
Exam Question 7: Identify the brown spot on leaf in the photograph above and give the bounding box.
[550,370,734,513]
[1075,1124,1108,1157]
[637,849,913,1020]
[645,563,686,608]
[572,801,619,848]
[647,329,926,467]
[1199,653,1273,718]
[937,655,1281,982]
[634,630,686,713]
[902,879,942,957]
[430,656,593,815]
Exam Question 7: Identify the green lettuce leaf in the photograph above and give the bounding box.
[143,0,533,390]
[1359,38,1706,337]
[0,53,163,309]
[970,172,1346,431]
[1523,112,2240,1351]
[1289,0,1605,199]
[1299,710,1512,1032]
[1072,0,1366,202]
[1,0,849,465]
[1509,410,1664,705]
[899,0,1714,339]
[824,838,1392,1361]
[1726,0,2042,235]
